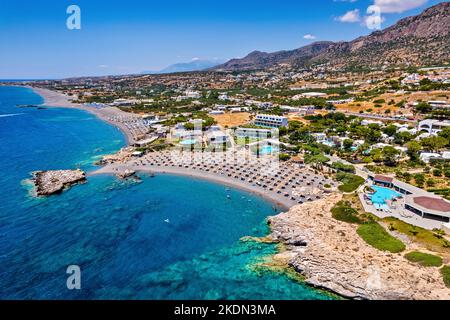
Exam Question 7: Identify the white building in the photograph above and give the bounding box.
[218,93,229,101]
[419,152,442,163]
[206,130,230,144]
[428,101,450,110]
[185,91,201,99]
[361,119,383,126]
[418,119,450,135]
[254,114,288,128]
[234,128,273,139]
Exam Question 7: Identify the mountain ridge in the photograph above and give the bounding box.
[212,2,450,71]
[143,59,224,74]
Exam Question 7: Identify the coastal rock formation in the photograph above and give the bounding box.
[32,169,86,196]
[116,169,136,179]
[96,147,136,165]
[268,194,449,300]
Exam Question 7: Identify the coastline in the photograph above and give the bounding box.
[268,194,450,300]
[27,87,301,211]
[29,86,134,145]
[91,165,293,211]
[10,86,447,300]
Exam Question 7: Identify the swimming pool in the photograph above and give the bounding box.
[258,145,279,155]
[180,139,198,145]
[370,185,401,205]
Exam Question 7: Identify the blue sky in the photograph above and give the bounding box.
[0,0,445,79]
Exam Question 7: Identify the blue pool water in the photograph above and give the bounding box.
[0,86,332,300]
[180,139,197,145]
[370,185,401,205]
[259,145,279,155]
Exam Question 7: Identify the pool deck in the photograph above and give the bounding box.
[359,191,445,230]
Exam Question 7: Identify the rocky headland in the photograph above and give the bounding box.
[32,169,86,196]
[267,193,450,300]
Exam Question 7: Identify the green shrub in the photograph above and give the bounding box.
[441,266,450,288]
[444,169,450,178]
[331,161,355,173]
[336,172,365,193]
[331,202,362,224]
[357,223,405,253]
[404,251,443,267]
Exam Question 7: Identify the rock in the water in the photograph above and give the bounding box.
[32,169,86,196]
[116,169,136,179]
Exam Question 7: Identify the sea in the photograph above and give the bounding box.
[0,86,332,299]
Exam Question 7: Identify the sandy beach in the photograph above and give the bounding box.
[93,165,295,210]
[29,86,331,210]
[30,87,139,145]
[91,149,338,211]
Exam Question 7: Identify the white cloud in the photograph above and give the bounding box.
[97,65,108,69]
[364,6,386,30]
[303,34,317,40]
[336,9,361,23]
[373,0,428,13]
[191,57,200,61]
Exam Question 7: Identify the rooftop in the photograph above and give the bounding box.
[374,175,394,183]
[413,196,450,213]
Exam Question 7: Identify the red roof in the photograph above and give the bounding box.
[413,197,450,213]
[374,175,394,183]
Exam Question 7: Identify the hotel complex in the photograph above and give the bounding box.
[254,114,288,128]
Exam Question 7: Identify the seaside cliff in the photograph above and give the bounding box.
[267,194,449,300]
[32,169,86,196]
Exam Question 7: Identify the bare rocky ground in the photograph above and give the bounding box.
[268,193,450,300]
[32,169,86,196]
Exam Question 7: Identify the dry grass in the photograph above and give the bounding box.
[335,90,449,115]
[211,112,252,128]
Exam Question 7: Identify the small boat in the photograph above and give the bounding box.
[226,195,231,199]
[164,219,170,224]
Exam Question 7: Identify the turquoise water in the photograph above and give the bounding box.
[370,185,401,205]
[258,145,279,155]
[180,139,197,145]
[0,86,331,300]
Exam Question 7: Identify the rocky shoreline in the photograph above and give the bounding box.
[267,193,449,300]
[32,170,86,196]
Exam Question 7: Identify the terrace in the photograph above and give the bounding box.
[360,175,450,230]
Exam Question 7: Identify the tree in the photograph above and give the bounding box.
[343,139,354,151]
[394,131,412,145]
[370,149,384,163]
[432,168,442,177]
[406,141,422,161]
[383,124,397,137]
[415,102,432,114]
[438,127,450,146]
[414,173,425,187]
[382,146,400,166]
[420,136,447,152]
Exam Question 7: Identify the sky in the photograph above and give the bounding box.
[0,0,445,79]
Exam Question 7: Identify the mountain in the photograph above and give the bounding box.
[143,59,224,74]
[213,2,450,71]
[213,42,334,71]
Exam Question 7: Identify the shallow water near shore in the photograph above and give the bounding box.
[0,86,332,299]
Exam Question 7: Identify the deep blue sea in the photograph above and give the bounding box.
[0,86,331,300]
